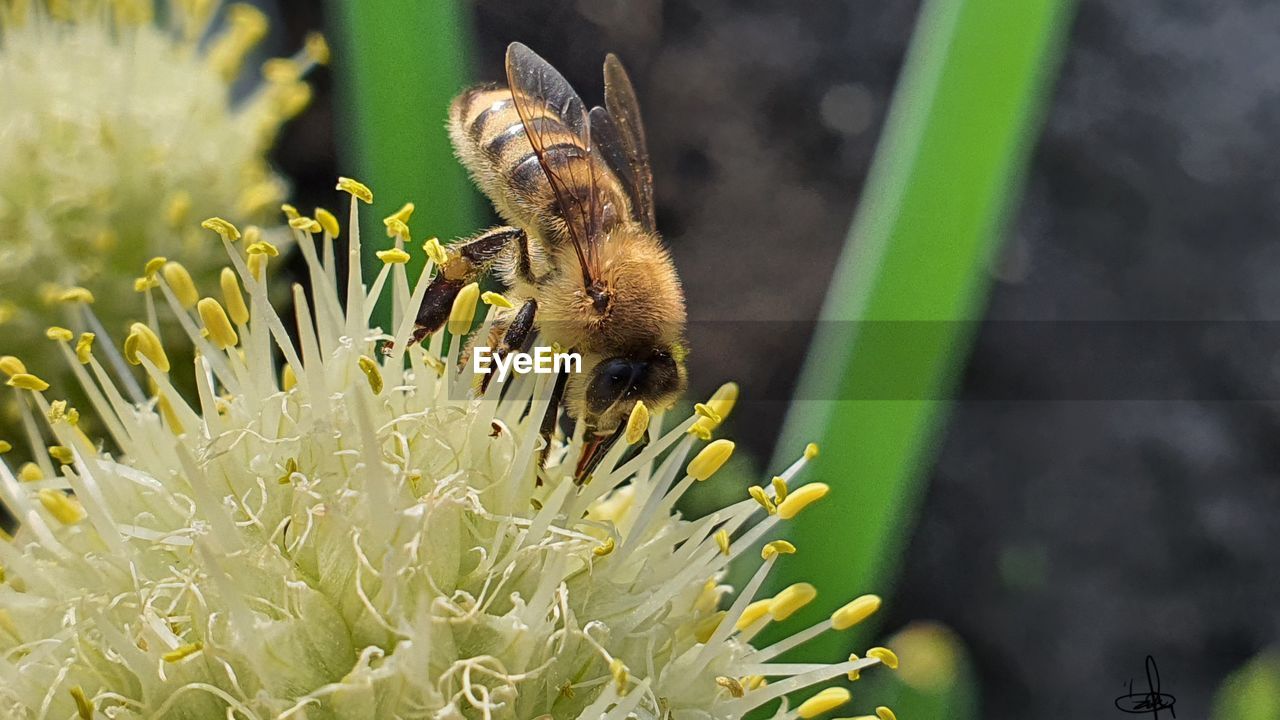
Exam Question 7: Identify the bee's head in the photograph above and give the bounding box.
[571,343,687,434]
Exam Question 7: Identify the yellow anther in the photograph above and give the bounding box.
[198,299,239,349]
[248,252,268,280]
[797,687,850,718]
[336,177,373,204]
[220,268,249,325]
[376,248,411,265]
[262,57,302,83]
[67,409,79,426]
[45,326,73,342]
[448,283,480,336]
[208,3,267,80]
[162,641,204,663]
[166,190,191,229]
[162,262,199,308]
[770,582,817,621]
[49,445,73,465]
[47,400,66,424]
[0,303,15,325]
[124,323,170,372]
[0,441,10,454]
[134,277,157,293]
[384,202,415,229]
[867,646,899,670]
[144,256,167,278]
[481,291,514,309]
[609,658,629,696]
[743,675,767,691]
[315,207,340,236]
[280,203,301,220]
[805,442,820,460]
[761,540,796,561]
[358,355,383,395]
[243,226,263,244]
[876,707,897,720]
[714,528,731,555]
[7,373,49,392]
[382,218,409,240]
[69,686,93,720]
[777,482,829,520]
[771,476,789,502]
[847,652,862,681]
[715,676,745,698]
[57,287,94,304]
[201,217,241,242]
[748,485,776,514]
[687,439,734,481]
[288,216,322,234]
[593,537,615,557]
[693,403,722,425]
[277,457,299,485]
[19,463,42,482]
[689,381,738,438]
[0,356,26,377]
[832,594,882,630]
[305,32,330,64]
[247,240,280,257]
[735,599,772,630]
[422,354,446,377]
[423,237,448,266]
[237,181,281,216]
[693,610,725,643]
[281,364,298,391]
[38,489,85,525]
[625,401,649,445]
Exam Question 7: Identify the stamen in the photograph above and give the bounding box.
[0,356,26,376]
[593,537,614,557]
[832,594,881,630]
[423,237,448,265]
[287,217,321,235]
[877,706,898,720]
[749,486,776,514]
[358,356,384,395]
[735,599,773,631]
[124,323,170,372]
[57,287,94,304]
[805,442,820,459]
[49,445,73,464]
[69,686,93,720]
[46,326,73,342]
[201,217,241,242]
[248,240,281,257]
[714,528,730,555]
[161,641,204,663]
[75,334,94,364]
[315,207,340,236]
[220,268,250,324]
[625,401,649,445]
[336,177,374,204]
[777,483,829,520]
[7,373,49,391]
[771,476,789,502]
[304,32,330,65]
[760,540,795,560]
[689,381,738,438]
[197,299,239,349]
[687,439,734,480]
[376,248,411,265]
[796,687,850,718]
[162,262,199,309]
[715,676,744,698]
[769,582,816,621]
[866,647,898,669]
[37,489,85,525]
[448,283,480,336]
[481,291,514,309]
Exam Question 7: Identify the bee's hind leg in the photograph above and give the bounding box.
[409,226,529,345]
[477,298,538,395]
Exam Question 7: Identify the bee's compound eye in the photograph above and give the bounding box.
[587,358,642,415]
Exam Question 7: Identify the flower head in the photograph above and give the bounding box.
[0,185,897,718]
[0,0,324,412]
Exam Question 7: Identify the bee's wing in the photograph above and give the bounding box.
[505,42,600,289]
[602,54,656,232]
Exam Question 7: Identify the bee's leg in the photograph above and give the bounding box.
[409,226,528,345]
[477,298,538,395]
[534,368,570,485]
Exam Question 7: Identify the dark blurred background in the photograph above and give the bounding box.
[266,0,1280,716]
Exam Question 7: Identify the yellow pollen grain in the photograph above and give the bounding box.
[125,323,170,372]
[336,177,373,203]
[288,217,322,234]
[423,237,448,266]
[315,207,340,236]
[593,537,615,557]
[198,299,239,349]
[769,582,817,621]
[777,482,829,520]
[49,445,73,465]
[735,599,772,630]
[45,326,73,342]
[481,291,514,309]
[201,217,241,242]
[609,658,629,696]
[625,401,649,445]
[219,268,250,325]
[687,439,734,481]
[0,356,26,377]
[448,283,480,336]
[694,611,725,644]
[761,540,796,561]
[38,489,85,525]
[57,287,94,304]
[877,707,898,720]
[714,528,731,555]
[305,32,330,64]
[868,646,899,670]
[19,463,42,482]
[281,364,297,391]
[805,442,820,459]
[689,381,738,438]
[377,248,411,265]
[748,486,776,514]
[832,594,882,630]
[248,252,268,280]
[7,373,49,392]
[771,476,789,502]
[247,240,280,257]
[715,676,745,698]
[162,263,199,308]
[69,686,93,720]
[47,400,66,424]
[797,687,850,718]
[358,355,383,395]
[162,641,204,663]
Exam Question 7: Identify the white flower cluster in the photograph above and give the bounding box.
[0,181,895,719]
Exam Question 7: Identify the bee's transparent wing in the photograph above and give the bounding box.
[602,53,656,232]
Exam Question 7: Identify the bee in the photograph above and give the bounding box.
[411,43,688,478]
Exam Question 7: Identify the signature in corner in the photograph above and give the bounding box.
[1115,655,1176,718]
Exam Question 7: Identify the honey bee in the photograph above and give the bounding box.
[411,43,688,477]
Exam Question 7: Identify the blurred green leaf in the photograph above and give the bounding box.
[1213,649,1280,720]
[328,0,484,323]
[766,0,1074,660]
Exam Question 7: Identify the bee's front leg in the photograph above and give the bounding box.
[409,226,529,345]
[476,298,538,395]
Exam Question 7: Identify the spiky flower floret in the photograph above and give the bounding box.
[0,182,897,719]
[0,0,325,393]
